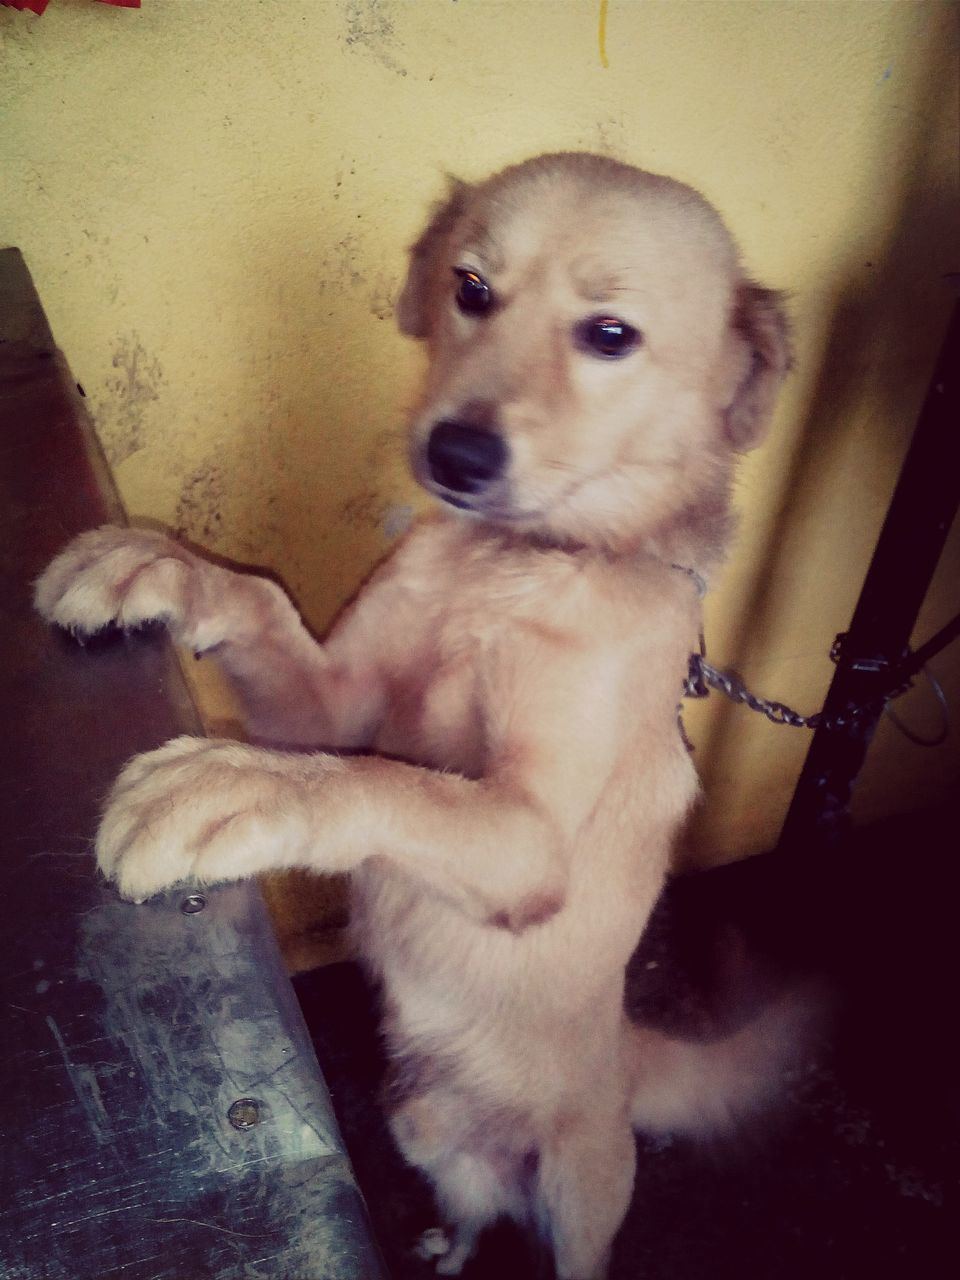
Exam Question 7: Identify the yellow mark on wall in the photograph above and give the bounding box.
[598,0,610,69]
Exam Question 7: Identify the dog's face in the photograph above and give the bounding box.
[398,154,789,553]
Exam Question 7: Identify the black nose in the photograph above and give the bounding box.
[426,420,508,495]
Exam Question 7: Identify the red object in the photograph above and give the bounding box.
[1,1,141,12]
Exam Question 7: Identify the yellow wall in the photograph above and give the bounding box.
[3,1,958,887]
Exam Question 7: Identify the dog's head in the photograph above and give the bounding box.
[398,153,790,557]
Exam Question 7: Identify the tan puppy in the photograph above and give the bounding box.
[36,154,791,1279]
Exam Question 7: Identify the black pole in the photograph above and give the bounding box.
[778,303,960,851]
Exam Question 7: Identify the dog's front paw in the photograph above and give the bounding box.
[96,736,325,902]
[34,524,194,639]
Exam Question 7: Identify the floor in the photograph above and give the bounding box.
[293,808,958,1279]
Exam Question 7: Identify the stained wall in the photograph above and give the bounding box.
[3,2,957,908]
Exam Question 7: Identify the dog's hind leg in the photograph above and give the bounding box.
[391,1092,527,1275]
[536,1105,636,1280]
[429,1152,506,1275]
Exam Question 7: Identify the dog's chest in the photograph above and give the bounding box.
[373,556,540,776]
[374,604,493,776]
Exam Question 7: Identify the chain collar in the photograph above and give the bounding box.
[671,564,950,749]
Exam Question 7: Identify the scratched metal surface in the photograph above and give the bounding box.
[0,248,385,1280]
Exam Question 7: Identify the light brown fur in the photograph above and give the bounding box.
[35,153,792,1279]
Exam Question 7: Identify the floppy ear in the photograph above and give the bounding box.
[723,284,792,450]
[396,178,470,339]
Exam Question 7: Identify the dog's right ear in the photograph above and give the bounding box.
[396,178,470,339]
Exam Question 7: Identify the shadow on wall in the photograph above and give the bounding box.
[695,14,959,838]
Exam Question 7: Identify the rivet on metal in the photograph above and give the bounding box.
[228,1097,263,1131]
[180,893,207,915]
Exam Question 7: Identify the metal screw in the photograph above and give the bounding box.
[180,893,207,915]
[227,1097,263,1131]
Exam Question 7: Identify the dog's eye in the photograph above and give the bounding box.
[454,269,493,316]
[576,317,641,359]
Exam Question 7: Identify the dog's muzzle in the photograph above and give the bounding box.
[426,420,509,498]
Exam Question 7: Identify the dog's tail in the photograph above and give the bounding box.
[628,985,823,1138]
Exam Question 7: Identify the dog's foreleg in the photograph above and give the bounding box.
[93,736,569,925]
[34,525,387,747]
[91,596,627,928]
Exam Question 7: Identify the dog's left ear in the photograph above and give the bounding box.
[723,284,792,450]
[396,178,470,339]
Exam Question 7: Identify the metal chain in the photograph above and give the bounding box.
[672,565,955,743]
[682,638,916,735]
